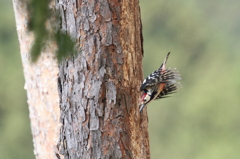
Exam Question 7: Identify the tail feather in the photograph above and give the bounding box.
[159,52,170,70]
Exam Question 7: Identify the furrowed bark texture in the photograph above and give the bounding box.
[57,0,150,158]
[12,1,60,158]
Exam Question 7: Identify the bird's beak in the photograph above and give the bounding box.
[139,104,146,112]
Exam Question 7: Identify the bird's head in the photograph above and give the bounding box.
[139,89,152,112]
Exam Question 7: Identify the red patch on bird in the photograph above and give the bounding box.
[141,93,147,102]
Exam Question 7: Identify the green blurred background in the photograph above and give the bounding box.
[1,0,240,158]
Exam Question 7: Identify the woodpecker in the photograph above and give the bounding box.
[139,52,181,112]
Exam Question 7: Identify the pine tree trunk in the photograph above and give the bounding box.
[12,0,60,159]
[57,0,150,158]
[13,0,150,158]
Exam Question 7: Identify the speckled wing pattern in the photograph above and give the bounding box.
[140,68,180,91]
[140,69,161,91]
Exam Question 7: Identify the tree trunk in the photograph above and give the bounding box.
[13,0,149,158]
[12,1,60,158]
[57,0,150,158]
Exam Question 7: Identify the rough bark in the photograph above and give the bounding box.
[12,1,60,158]
[57,0,150,158]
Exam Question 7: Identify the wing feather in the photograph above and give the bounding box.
[140,68,180,91]
[155,82,181,99]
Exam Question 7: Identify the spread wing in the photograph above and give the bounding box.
[140,69,161,91]
[140,68,181,91]
[155,82,181,99]
[140,52,170,91]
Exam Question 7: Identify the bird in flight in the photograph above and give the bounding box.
[139,52,181,112]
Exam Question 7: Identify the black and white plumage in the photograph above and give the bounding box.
[155,82,179,99]
[139,52,181,112]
